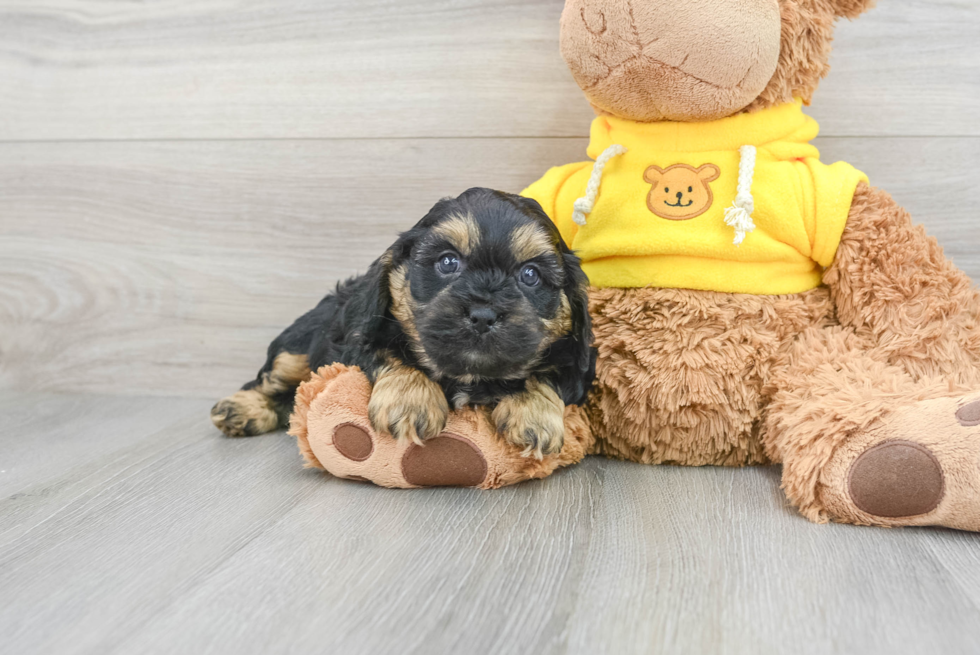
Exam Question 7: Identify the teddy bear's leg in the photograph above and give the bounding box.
[764,325,980,529]
[289,364,593,490]
[764,184,980,530]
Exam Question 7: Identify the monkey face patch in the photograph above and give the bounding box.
[643,164,721,220]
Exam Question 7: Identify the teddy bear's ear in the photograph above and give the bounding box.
[643,166,664,185]
[828,0,876,19]
[697,164,721,184]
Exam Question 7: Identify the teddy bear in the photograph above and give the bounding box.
[292,0,980,532]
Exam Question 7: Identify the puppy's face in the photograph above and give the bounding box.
[386,189,585,382]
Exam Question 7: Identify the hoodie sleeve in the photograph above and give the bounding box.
[806,159,869,268]
[521,161,592,245]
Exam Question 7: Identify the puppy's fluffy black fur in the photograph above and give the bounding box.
[212,188,595,451]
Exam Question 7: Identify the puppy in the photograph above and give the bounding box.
[211,188,595,458]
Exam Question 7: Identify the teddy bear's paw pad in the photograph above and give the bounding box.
[333,423,374,462]
[955,399,980,427]
[401,434,488,488]
[848,440,945,519]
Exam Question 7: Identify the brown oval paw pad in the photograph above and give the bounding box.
[848,440,945,518]
[334,424,374,462]
[401,434,488,488]
[956,400,980,427]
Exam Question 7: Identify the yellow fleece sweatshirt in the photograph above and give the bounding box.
[521,101,868,295]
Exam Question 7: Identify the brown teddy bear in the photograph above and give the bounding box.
[293,0,980,532]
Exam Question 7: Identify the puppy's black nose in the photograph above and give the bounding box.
[469,306,497,334]
[676,191,684,200]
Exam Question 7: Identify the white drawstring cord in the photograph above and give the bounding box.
[572,144,629,226]
[724,145,757,246]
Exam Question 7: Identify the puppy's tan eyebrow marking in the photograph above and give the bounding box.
[432,214,480,256]
[511,223,554,262]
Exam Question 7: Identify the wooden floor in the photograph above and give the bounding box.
[5,392,980,655]
[2,1,980,653]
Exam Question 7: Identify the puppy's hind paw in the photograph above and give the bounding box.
[492,380,566,460]
[211,390,279,437]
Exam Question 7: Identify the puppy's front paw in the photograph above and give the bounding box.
[492,380,566,460]
[368,365,449,445]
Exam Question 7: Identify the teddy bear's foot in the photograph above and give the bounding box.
[288,364,593,490]
[817,396,980,531]
[330,423,489,487]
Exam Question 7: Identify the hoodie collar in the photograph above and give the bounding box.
[587,100,818,158]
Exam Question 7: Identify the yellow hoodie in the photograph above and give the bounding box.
[521,101,868,295]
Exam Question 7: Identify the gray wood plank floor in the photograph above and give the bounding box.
[3,393,980,655]
[2,0,980,652]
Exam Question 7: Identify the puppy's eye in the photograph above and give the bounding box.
[519,265,541,287]
[436,253,461,276]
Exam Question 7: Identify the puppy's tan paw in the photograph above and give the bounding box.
[492,380,565,460]
[368,365,449,445]
[211,390,279,437]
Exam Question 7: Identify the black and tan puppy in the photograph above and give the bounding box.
[211,188,594,458]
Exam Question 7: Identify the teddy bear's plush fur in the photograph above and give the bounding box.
[293,0,980,531]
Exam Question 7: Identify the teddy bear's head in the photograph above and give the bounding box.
[560,0,876,122]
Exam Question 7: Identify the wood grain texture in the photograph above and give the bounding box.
[0,0,977,141]
[2,136,978,398]
[2,393,980,655]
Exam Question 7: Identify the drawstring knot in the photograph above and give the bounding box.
[724,145,758,246]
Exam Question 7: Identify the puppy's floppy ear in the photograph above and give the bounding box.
[520,188,593,379]
[564,250,593,374]
[558,247,595,406]
[352,226,419,344]
[351,253,394,343]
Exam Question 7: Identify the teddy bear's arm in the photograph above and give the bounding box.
[823,183,979,376]
[522,161,592,243]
